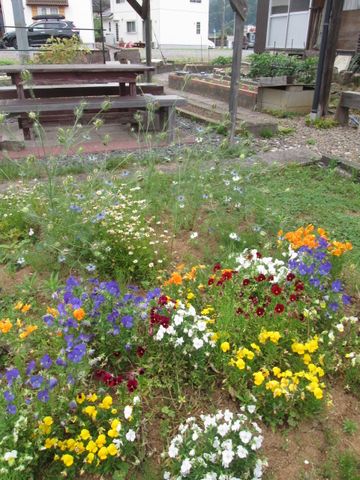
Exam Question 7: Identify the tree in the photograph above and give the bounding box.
[210,0,257,34]
[92,0,110,13]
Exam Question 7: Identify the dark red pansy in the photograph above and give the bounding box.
[127,378,138,392]
[136,346,146,357]
[159,316,170,328]
[289,294,297,302]
[256,274,266,282]
[271,284,282,296]
[264,295,272,306]
[267,275,274,282]
[113,351,121,358]
[249,295,259,305]
[295,281,304,291]
[287,273,295,282]
[299,313,305,322]
[256,252,263,259]
[208,277,215,286]
[138,368,145,375]
[243,278,250,286]
[256,307,265,317]
[274,303,285,313]
[236,307,244,315]
[222,271,233,281]
[158,295,168,306]
[213,263,222,272]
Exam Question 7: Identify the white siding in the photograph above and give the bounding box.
[108,0,209,47]
[344,0,360,10]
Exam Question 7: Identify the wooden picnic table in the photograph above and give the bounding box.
[0,64,154,100]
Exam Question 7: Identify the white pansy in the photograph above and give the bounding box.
[217,423,230,437]
[237,445,248,458]
[247,405,256,414]
[193,337,204,349]
[180,458,192,476]
[125,429,136,442]
[222,448,234,468]
[239,430,252,444]
[163,472,171,480]
[190,232,198,239]
[124,405,133,419]
[168,444,179,458]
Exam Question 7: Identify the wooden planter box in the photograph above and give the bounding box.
[257,84,314,113]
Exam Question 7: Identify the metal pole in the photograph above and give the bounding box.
[99,0,106,64]
[310,0,333,119]
[229,12,244,144]
[11,0,29,64]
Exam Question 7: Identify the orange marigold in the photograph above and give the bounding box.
[0,319,13,334]
[73,308,86,322]
[164,272,182,286]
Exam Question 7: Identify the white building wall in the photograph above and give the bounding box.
[108,0,209,47]
[1,0,94,44]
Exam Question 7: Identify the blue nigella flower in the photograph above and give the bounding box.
[29,375,43,389]
[318,262,332,276]
[26,360,36,376]
[37,390,50,403]
[331,280,343,293]
[5,368,20,386]
[4,391,15,402]
[40,354,52,370]
[7,404,17,415]
[67,344,86,363]
[122,315,134,329]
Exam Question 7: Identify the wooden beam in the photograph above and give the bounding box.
[229,11,245,144]
[126,0,144,19]
[144,0,152,82]
[142,0,150,19]
[318,0,344,116]
[229,0,248,21]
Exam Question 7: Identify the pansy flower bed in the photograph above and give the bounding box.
[0,223,358,478]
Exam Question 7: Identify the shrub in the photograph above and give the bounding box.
[211,56,232,66]
[32,36,90,64]
[249,53,318,84]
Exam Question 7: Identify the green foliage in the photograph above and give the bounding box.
[211,55,232,66]
[342,419,358,436]
[249,53,318,84]
[305,116,339,129]
[31,36,90,64]
[264,109,299,119]
[338,451,360,480]
[259,127,275,138]
[0,59,17,65]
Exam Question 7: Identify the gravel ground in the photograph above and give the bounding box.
[252,116,360,166]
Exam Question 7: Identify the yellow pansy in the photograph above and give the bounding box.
[107,444,118,456]
[80,429,91,441]
[98,446,108,461]
[221,342,230,353]
[61,454,74,467]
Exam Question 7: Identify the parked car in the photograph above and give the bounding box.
[1,14,79,49]
[246,32,256,49]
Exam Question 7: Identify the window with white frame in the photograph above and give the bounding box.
[115,23,119,41]
[38,6,59,15]
[267,0,310,49]
[127,21,136,33]
[196,21,201,34]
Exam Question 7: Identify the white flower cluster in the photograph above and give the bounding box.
[154,302,216,357]
[233,248,289,283]
[164,407,266,480]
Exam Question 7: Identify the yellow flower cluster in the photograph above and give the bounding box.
[39,396,129,469]
[228,345,259,371]
[252,363,325,400]
[258,330,281,344]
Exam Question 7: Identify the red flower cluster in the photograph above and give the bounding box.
[94,369,140,392]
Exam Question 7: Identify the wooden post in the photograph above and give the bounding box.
[229,0,247,144]
[11,0,29,64]
[318,0,344,117]
[127,0,152,82]
[144,0,152,83]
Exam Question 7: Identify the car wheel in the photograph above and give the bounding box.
[11,38,18,49]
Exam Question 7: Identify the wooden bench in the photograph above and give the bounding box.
[0,83,164,100]
[335,91,360,125]
[0,94,186,142]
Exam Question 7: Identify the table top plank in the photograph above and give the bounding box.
[0,64,154,74]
